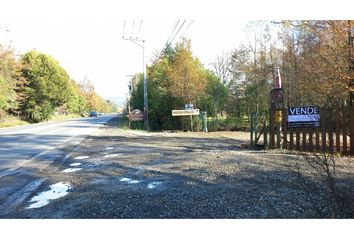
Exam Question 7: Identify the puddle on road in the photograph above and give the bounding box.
[120,177,141,184]
[104,153,121,158]
[69,163,82,167]
[147,181,162,189]
[26,182,72,209]
[74,156,89,160]
[61,168,82,173]
[105,147,115,150]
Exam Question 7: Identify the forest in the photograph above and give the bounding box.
[129,20,353,131]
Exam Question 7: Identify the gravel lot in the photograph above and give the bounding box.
[5,117,354,218]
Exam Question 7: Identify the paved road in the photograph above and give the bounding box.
[0,114,115,216]
[0,114,115,172]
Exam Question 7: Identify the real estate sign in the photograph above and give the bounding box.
[288,106,320,128]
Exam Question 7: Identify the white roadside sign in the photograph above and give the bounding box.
[172,109,200,116]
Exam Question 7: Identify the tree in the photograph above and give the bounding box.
[21,50,72,122]
[199,71,228,119]
[210,52,232,85]
[67,79,89,116]
[166,38,207,106]
[0,45,22,120]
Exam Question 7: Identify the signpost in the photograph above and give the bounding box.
[270,67,284,149]
[288,106,320,128]
[129,109,144,128]
[172,109,200,116]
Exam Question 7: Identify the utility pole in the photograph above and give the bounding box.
[123,37,149,130]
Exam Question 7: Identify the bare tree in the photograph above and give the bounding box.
[210,51,232,85]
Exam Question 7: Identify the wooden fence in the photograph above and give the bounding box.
[263,105,354,155]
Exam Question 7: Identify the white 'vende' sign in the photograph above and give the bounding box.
[288,106,320,128]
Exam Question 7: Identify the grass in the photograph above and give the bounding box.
[119,114,145,131]
[0,115,29,128]
[0,113,83,129]
[49,113,82,122]
[119,114,129,129]
[207,116,249,132]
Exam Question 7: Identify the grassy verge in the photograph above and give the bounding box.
[119,114,145,130]
[49,113,82,122]
[0,115,29,128]
[0,113,83,129]
[207,117,249,132]
[119,114,129,129]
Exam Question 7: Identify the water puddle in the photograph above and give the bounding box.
[74,156,89,160]
[69,163,82,167]
[61,168,82,173]
[26,182,72,209]
[105,147,115,150]
[147,181,162,189]
[120,177,141,184]
[104,153,121,158]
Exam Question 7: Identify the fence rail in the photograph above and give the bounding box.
[263,105,354,155]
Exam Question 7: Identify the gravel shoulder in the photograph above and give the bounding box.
[4,116,354,218]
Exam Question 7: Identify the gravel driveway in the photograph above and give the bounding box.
[4,117,354,218]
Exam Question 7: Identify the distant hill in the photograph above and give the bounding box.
[106,96,125,108]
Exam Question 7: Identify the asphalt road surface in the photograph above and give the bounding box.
[0,114,115,216]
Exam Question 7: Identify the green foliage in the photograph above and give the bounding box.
[21,50,72,122]
[0,42,116,125]
[130,39,231,131]
[0,46,19,117]
[199,71,228,118]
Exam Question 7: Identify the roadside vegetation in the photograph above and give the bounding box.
[0,45,117,127]
[129,20,352,131]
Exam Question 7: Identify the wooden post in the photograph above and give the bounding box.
[276,125,281,149]
[264,125,268,149]
[289,129,294,150]
[270,109,275,149]
[350,105,354,155]
[283,108,288,150]
[322,107,327,153]
[309,128,314,152]
[342,106,348,155]
[302,129,307,152]
[329,108,334,154]
[315,128,320,152]
[296,128,300,151]
[250,113,254,145]
[335,106,341,153]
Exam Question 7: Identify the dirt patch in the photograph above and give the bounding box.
[4,117,354,218]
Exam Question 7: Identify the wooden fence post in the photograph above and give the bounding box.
[270,109,275,149]
[321,107,327,153]
[328,108,334,154]
[350,105,354,155]
[335,106,341,153]
[342,106,348,155]
[283,108,288,150]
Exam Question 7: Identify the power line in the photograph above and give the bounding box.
[166,20,180,44]
[131,20,135,38]
[179,20,194,39]
[137,20,143,39]
[169,20,186,44]
[158,20,187,59]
